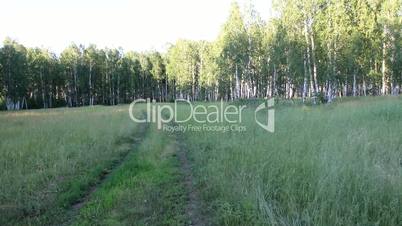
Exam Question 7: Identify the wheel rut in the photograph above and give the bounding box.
[175,133,207,226]
[63,122,149,225]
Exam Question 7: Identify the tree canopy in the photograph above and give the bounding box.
[0,0,401,110]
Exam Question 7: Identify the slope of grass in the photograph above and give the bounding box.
[2,97,402,226]
[0,105,144,225]
[73,125,186,226]
[179,97,402,226]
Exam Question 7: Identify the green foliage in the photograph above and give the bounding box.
[167,40,199,97]
[0,38,29,106]
[1,0,402,109]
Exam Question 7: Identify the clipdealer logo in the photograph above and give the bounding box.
[128,98,274,133]
[254,98,275,132]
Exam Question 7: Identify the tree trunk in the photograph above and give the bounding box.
[363,76,367,96]
[117,74,120,104]
[310,31,319,99]
[327,81,332,103]
[235,64,240,99]
[89,62,93,105]
[390,31,396,95]
[41,69,46,108]
[302,53,308,102]
[304,19,315,102]
[165,78,168,102]
[344,79,348,97]
[73,63,78,107]
[353,71,357,97]
[381,24,388,95]
[272,64,277,96]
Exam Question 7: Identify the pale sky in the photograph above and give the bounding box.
[0,0,273,54]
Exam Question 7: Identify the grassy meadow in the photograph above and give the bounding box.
[0,97,401,225]
[0,105,145,225]
[180,96,402,225]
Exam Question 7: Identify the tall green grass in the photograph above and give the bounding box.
[0,105,143,225]
[1,97,401,225]
[73,125,186,226]
[180,97,402,225]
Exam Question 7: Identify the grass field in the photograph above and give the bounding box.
[0,105,147,225]
[0,97,401,225]
[181,96,402,225]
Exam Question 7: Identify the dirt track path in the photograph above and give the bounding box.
[63,122,149,225]
[176,135,207,226]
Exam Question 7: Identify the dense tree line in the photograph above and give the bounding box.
[0,0,401,110]
[0,41,168,109]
